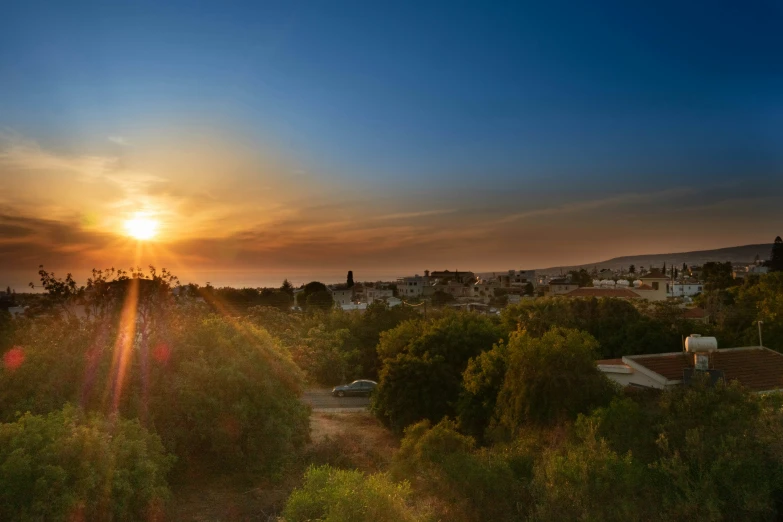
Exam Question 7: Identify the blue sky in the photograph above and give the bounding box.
[1,1,781,285]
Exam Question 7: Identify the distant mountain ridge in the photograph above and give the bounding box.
[533,243,773,275]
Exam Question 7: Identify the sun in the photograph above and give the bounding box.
[124,214,159,240]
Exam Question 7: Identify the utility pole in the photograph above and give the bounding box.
[758,320,764,347]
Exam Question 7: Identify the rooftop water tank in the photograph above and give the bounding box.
[685,334,718,353]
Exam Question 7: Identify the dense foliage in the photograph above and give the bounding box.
[0,405,173,522]
[372,312,504,433]
[283,465,418,522]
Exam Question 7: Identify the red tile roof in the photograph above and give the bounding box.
[627,348,783,391]
[565,288,640,298]
[682,307,707,319]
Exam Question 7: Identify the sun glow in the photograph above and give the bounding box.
[123,214,159,240]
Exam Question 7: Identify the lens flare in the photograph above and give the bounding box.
[124,214,159,240]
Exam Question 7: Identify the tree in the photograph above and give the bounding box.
[296,281,329,310]
[532,426,655,522]
[494,328,616,430]
[662,262,667,274]
[524,282,534,295]
[347,270,355,288]
[0,405,174,521]
[702,261,734,291]
[568,269,592,287]
[391,419,525,521]
[629,265,636,274]
[306,290,335,311]
[4,286,9,295]
[372,313,503,433]
[674,267,678,279]
[281,279,294,297]
[682,262,688,272]
[431,290,455,307]
[770,236,783,272]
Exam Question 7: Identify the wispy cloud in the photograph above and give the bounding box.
[495,187,695,224]
[0,135,116,180]
[108,135,130,146]
[372,209,456,221]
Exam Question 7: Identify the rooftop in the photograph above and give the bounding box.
[681,307,707,319]
[626,347,783,392]
[565,288,640,298]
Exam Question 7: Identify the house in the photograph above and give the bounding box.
[397,274,430,298]
[547,279,579,296]
[565,287,641,299]
[497,270,536,288]
[365,286,394,303]
[429,270,475,284]
[329,286,354,306]
[669,281,704,297]
[631,270,669,301]
[598,335,783,392]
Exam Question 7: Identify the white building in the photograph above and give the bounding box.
[365,287,394,303]
[397,274,430,298]
[669,282,704,297]
[329,287,354,306]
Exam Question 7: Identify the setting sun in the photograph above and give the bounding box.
[124,215,159,240]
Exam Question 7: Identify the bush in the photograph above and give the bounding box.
[0,405,174,522]
[653,378,781,520]
[392,419,528,521]
[148,314,310,475]
[283,465,418,522]
[531,425,656,521]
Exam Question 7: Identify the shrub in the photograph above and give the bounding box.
[148,314,311,476]
[0,405,174,522]
[283,465,418,522]
[531,425,656,521]
[392,419,528,521]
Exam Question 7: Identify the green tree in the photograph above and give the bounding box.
[629,264,636,274]
[391,419,526,521]
[770,236,783,272]
[281,278,294,297]
[494,328,616,431]
[0,405,174,522]
[531,424,655,522]
[457,340,510,440]
[372,313,503,433]
[296,281,329,309]
[568,268,592,287]
[284,465,418,522]
[702,261,734,291]
[431,290,455,307]
[306,290,335,311]
[346,270,355,288]
[653,378,781,520]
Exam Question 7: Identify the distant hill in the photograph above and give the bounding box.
[533,243,773,276]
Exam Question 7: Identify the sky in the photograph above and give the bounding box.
[1,1,781,289]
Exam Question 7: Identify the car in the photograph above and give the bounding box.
[332,379,377,397]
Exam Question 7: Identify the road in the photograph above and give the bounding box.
[302,388,370,412]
